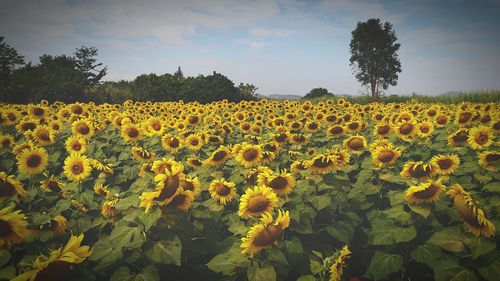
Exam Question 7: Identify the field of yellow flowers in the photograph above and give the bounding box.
[0,99,498,281]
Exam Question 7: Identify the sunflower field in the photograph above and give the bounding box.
[0,99,498,281]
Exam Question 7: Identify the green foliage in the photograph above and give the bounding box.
[303,87,334,99]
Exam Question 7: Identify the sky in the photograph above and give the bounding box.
[1,0,500,96]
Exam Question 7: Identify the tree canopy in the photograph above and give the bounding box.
[349,18,402,100]
[303,87,334,99]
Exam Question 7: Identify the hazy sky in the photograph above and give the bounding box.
[1,0,500,96]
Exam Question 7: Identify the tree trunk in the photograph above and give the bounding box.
[370,80,377,101]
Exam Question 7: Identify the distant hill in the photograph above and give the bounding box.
[260,94,302,100]
[439,91,461,97]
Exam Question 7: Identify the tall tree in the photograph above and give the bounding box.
[349,18,401,100]
[73,46,107,86]
[0,36,25,86]
[304,87,334,99]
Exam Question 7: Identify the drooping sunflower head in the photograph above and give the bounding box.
[40,215,68,236]
[161,134,183,153]
[131,146,156,162]
[0,134,15,150]
[205,146,232,166]
[17,146,49,175]
[430,154,460,175]
[168,189,195,211]
[65,135,87,154]
[329,245,351,281]
[478,150,499,172]
[400,161,435,180]
[371,143,401,168]
[405,179,445,204]
[186,156,203,169]
[89,158,113,175]
[238,185,279,218]
[181,176,201,196]
[40,176,65,194]
[290,160,308,173]
[101,200,119,218]
[305,154,337,174]
[63,153,92,182]
[467,126,493,150]
[0,172,27,202]
[240,209,290,255]
[343,135,367,151]
[209,178,237,204]
[0,206,31,248]
[235,143,263,168]
[246,165,273,185]
[446,184,496,237]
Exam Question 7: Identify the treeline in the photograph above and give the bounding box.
[0,36,257,104]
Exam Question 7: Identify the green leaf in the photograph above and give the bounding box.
[484,182,500,193]
[53,199,71,213]
[110,266,134,281]
[466,237,496,260]
[478,259,500,281]
[364,251,403,281]
[114,196,140,211]
[296,275,316,281]
[382,204,411,224]
[0,250,11,267]
[206,245,249,276]
[323,173,336,186]
[387,190,406,205]
[427,228,465,253]
[0,266,15,280]
[135,265,159,281]
[369,219,416,245]
[139,209,161,231]
[410,243,443,265]
[266,249,288,265]
[473,171,492,184]
[310,195,331,211]
[408,204,431,219]
[146,235,182,266]
[247,265,276,281]
[326,220,355,243]
[429,256,476,281]
[379,171,406,185]
[310,257,323,274]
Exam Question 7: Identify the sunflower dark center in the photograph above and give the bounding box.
[348,138,364,150]
[428,110,436,116]
[480,115,491,123]
[39,131,50,141]
[331,127,343,134]
[72,164,83,174]
[34,260,73,281]
[414,184,438,199]
[27,155,42,168]
[169,138,180,147]
[190,139,199,146]
[214,183,231,196]
[378,125,390,135]
[72,106,83,115]
[0,219,13,237]
[326,116,337,122]
[22,123,36,131]
[247,195,269,212]
[410,165,431,178]
[152,122,161,130]
[127,128,139,138]
[458,112,472,123]
[476,133,488,144]
[72,143,82,151]
[420,126,429,133]
[190,159,202,166]
[33,108,44,116]
[275,134,287,143]
[313,157,334,168]
[182,181,194,192]
[485,153,499,162]
[453,131,468,143]
[454,195,481,227]
[348,123,359,130]
[437,159,453,169]
[268,177,288,190]
[77,124,90,135]
[399,124,413,135]
[494,122,500,130]
[309,123,318,130]
[243,149,259,161]
[0,180,16,197]
[294,135,306,142]
[212,151,227,161]
[47,180,62,192]
[158,175,180,200]
[171,194,186,206]
[2,139,11,147]
[437,116,447,124]
[253,225,283,247]
[378,151,395,163]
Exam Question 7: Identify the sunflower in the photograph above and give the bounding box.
[131,146,156,162]
[467,126,493,150]
[144,117,166,135]
[65,136,87,154]
[169,189,195,211]
[306,154,337,174]
[240,209,290,255]
[405,179,445,204]
[447,129,469,147]
[290,133,309,145]
[16,118,37,133]
[181,176,201,196]
[343,135,367,151]
[28,105,49,120]
[186,157,203,169]
[246,166,273,185]
[0,134,14,149]
[400,161,435,180]
[0,172,28,202]
[40,176,65,194]
[447,184,496,237]
[395,120,417,140]
[329,245,351,281]
[271,132,288,144]
[368,139,392,152]
[416,120,435,138]
[12,234,92,281]
[327,125,345,138]
[478,150,499,172]
[32,126,56,146]
[0,206,31,247]
[209,178,237,204]
[185,133,204,150]
[17,147,49,175]
[290,160,308,173]
[257,170,295,196]
[139,190,160,213]
[238,185,279,218]
[63,153,92,182]
[13,143,31,157]
[373,123,392,138]
[101,200,119,218]
[371,144,401,168]
[430,154,460,175]
[121,123,143,142]
[205,146,232,166]
[40,215,68,236]
[160,134,182,153]
[71,119,94,139]
[234,143,263,168]
[89,159,113,174]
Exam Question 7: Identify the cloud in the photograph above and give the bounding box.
[249,28,298,37]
